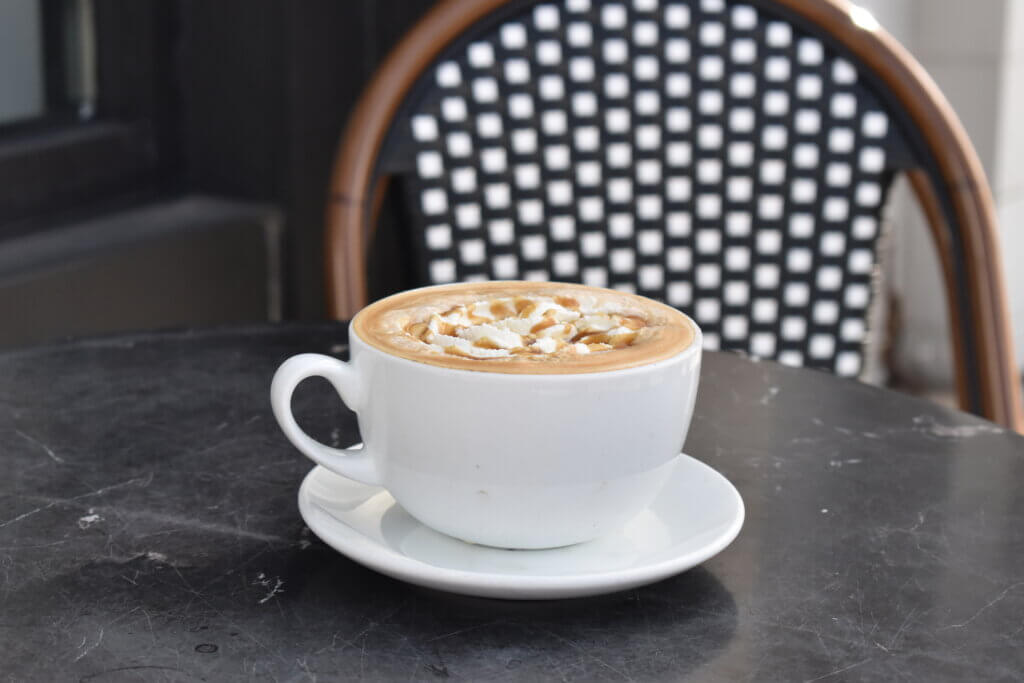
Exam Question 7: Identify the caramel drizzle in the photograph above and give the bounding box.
[406,322,429,340]
[512,345,545,355]
[620,316,645,330]
[515,299,538,318]
[573,331,638,348]
[530,315,558,334]
[489,301,513,318]
[443,345,480,359]
[554,296,580,310]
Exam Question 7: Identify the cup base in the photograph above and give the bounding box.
[385,458,680,550]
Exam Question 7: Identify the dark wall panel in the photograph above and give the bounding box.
[178,0,436,320]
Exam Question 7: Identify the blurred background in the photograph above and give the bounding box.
[0,0,1019,405]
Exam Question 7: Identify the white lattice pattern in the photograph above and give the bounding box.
[402,0,894,376]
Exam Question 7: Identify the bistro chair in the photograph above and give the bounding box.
[325,0,1023,430]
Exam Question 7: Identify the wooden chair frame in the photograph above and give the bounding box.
[325,0,1024,430]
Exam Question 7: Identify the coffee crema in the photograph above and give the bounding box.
[352,281,696,374]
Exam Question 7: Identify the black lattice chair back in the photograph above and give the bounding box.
[382,0,900,378]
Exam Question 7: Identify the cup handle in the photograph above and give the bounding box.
[270,353,382,486]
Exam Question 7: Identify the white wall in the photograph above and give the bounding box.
[995,1,1024,371]
[0,0,45,125]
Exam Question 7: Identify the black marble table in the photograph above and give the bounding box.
[1,323,1022,681]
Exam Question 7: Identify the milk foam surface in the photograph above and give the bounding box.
[353,282,696,374]
[406,295,645,359]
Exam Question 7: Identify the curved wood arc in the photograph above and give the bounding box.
[325,0,511,320]
[324,0,1023,429]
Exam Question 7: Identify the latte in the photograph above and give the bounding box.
[352,281,695,373]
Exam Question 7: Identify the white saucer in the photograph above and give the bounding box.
[297,452,744,600]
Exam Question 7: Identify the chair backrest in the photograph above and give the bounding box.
[326,0,1023,430]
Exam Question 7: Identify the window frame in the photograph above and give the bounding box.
[0,0,179,230]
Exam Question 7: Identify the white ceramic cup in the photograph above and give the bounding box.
[271,297,702,549]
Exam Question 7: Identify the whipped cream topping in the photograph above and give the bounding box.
[403,294,648,359]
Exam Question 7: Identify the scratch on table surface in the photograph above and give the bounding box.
[1003,620,1024,641]
[235,628,290,668]
[0,503,57,530]
[813,629,831,661]
[78,665,188,681]
[887,608,917,650]
[6,489,297,550]
[939,581,1024,630]
[426,620,505,642]
[254,572,285,604]
[0,475,153,530]
[295,657,316,682]
[138,609,157,645]
[14,429,64,464]
[803,658,871,682]
[110,508,295,545]
[912,415,1004,439]
[531,626,635,681]
[314,604,408,656]
[828,458,863,468]
[77,509,103,530]
[425,646,449,678]
[74,627,104,662]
